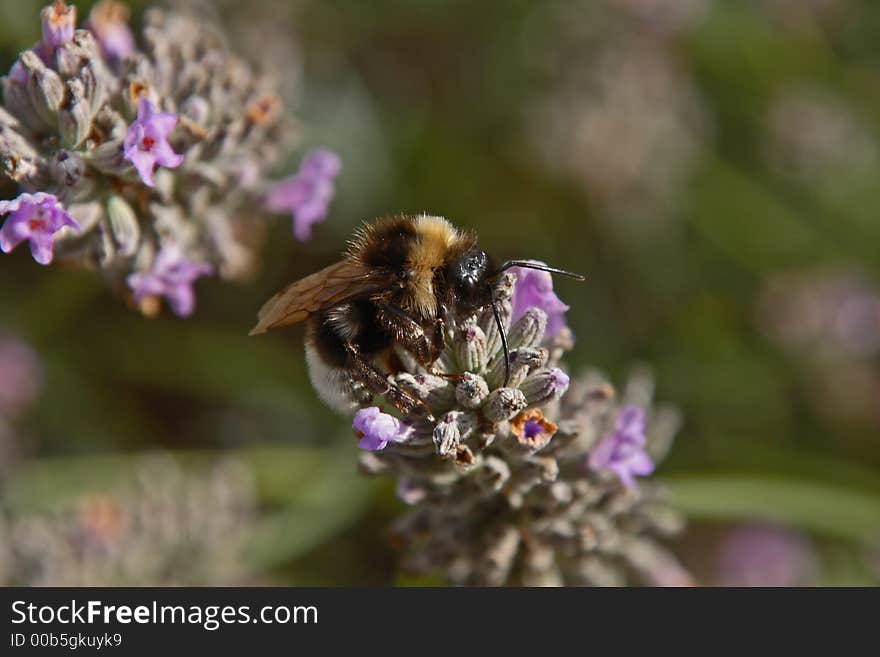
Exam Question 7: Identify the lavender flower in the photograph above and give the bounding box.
[266,149,342,242]
[588,405,655,488]
[510,263,571,337]
[126,245,212,318]
[351,272,686,586]
[86,0,135,63]
[1,3,318,316]
[41,0,76,49]
[718,523,817,587]
[0,193,80,265]
[123,99,183,187]
[0,336,42,417]
[353,407,412,451]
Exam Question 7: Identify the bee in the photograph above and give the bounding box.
[249,214,584,417]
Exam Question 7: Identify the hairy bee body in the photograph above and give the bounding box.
[250,213,582,416]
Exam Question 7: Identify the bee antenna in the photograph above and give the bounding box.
[496,260,585,281]
[491,297,511,387]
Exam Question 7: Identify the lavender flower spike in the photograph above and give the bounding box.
[265,149,342,242]
[0,193,80,265]
[86,0,135,63]
[355,272,686,585]
[123,98,184,188]
[353,407,412,452]
[126,245,212,317]
[588,405,655,488]
[510,261,571,338]
[41,0,76,49]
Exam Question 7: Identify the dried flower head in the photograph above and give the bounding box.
[0,2,340,315]
[353,270,687,586]
[510,408,558,450]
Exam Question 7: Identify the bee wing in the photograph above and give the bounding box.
[249,259,388,335]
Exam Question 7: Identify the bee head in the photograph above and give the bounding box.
[448,247,495,311]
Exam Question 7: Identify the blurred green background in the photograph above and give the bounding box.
[1,0,879,585]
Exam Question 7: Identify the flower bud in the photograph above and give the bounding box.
[22,52,64,126]
[507,307,547,351]
[455,372,489,409]
[481,297,511,359]
[483,387,527,422]
[453,319,487,373]
[395,372,454,409]
[487,346,546,389]
[107,194,141,257]
[41,0,77,49]
[2,66,43,133]
[59,82,92,148]
[433,411,463,457]
[88,138,125,174]
[520,368,570,406]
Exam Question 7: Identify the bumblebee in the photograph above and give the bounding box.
[250,214,583,416]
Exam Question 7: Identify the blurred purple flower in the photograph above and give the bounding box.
[0,192,80,265]
[0,336,42,416]
[41,0,76,49]
[86,0,135,63]
[510,262,570,337]
[123,98,183,187]
[265,149,342,242]
[126,245,212,317]
[353,407,412,452]
[718,523,816,587]
[588,405,654,488]
[548,368,570,391]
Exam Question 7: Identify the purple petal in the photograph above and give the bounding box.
[617,406,646,443]
[128,149,156,187]
[301,149,342,177]
[510,263,571,337]
[611,464,637,489]
[357,434,388,451]
[549,368,570,391]
[165,284,196,317]
[153,112,179,134]
[127,272,164,299]
[265,177,309,212]
[0,214,33,253]
[353,407,381,434]
[29,230,55,265]
[151,140,183,169]
[136,97,153,122]
[627,450,655,477]
[588,434,617,470]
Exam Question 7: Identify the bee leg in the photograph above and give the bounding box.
[344,342,434,421]
[380,304,443,369]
